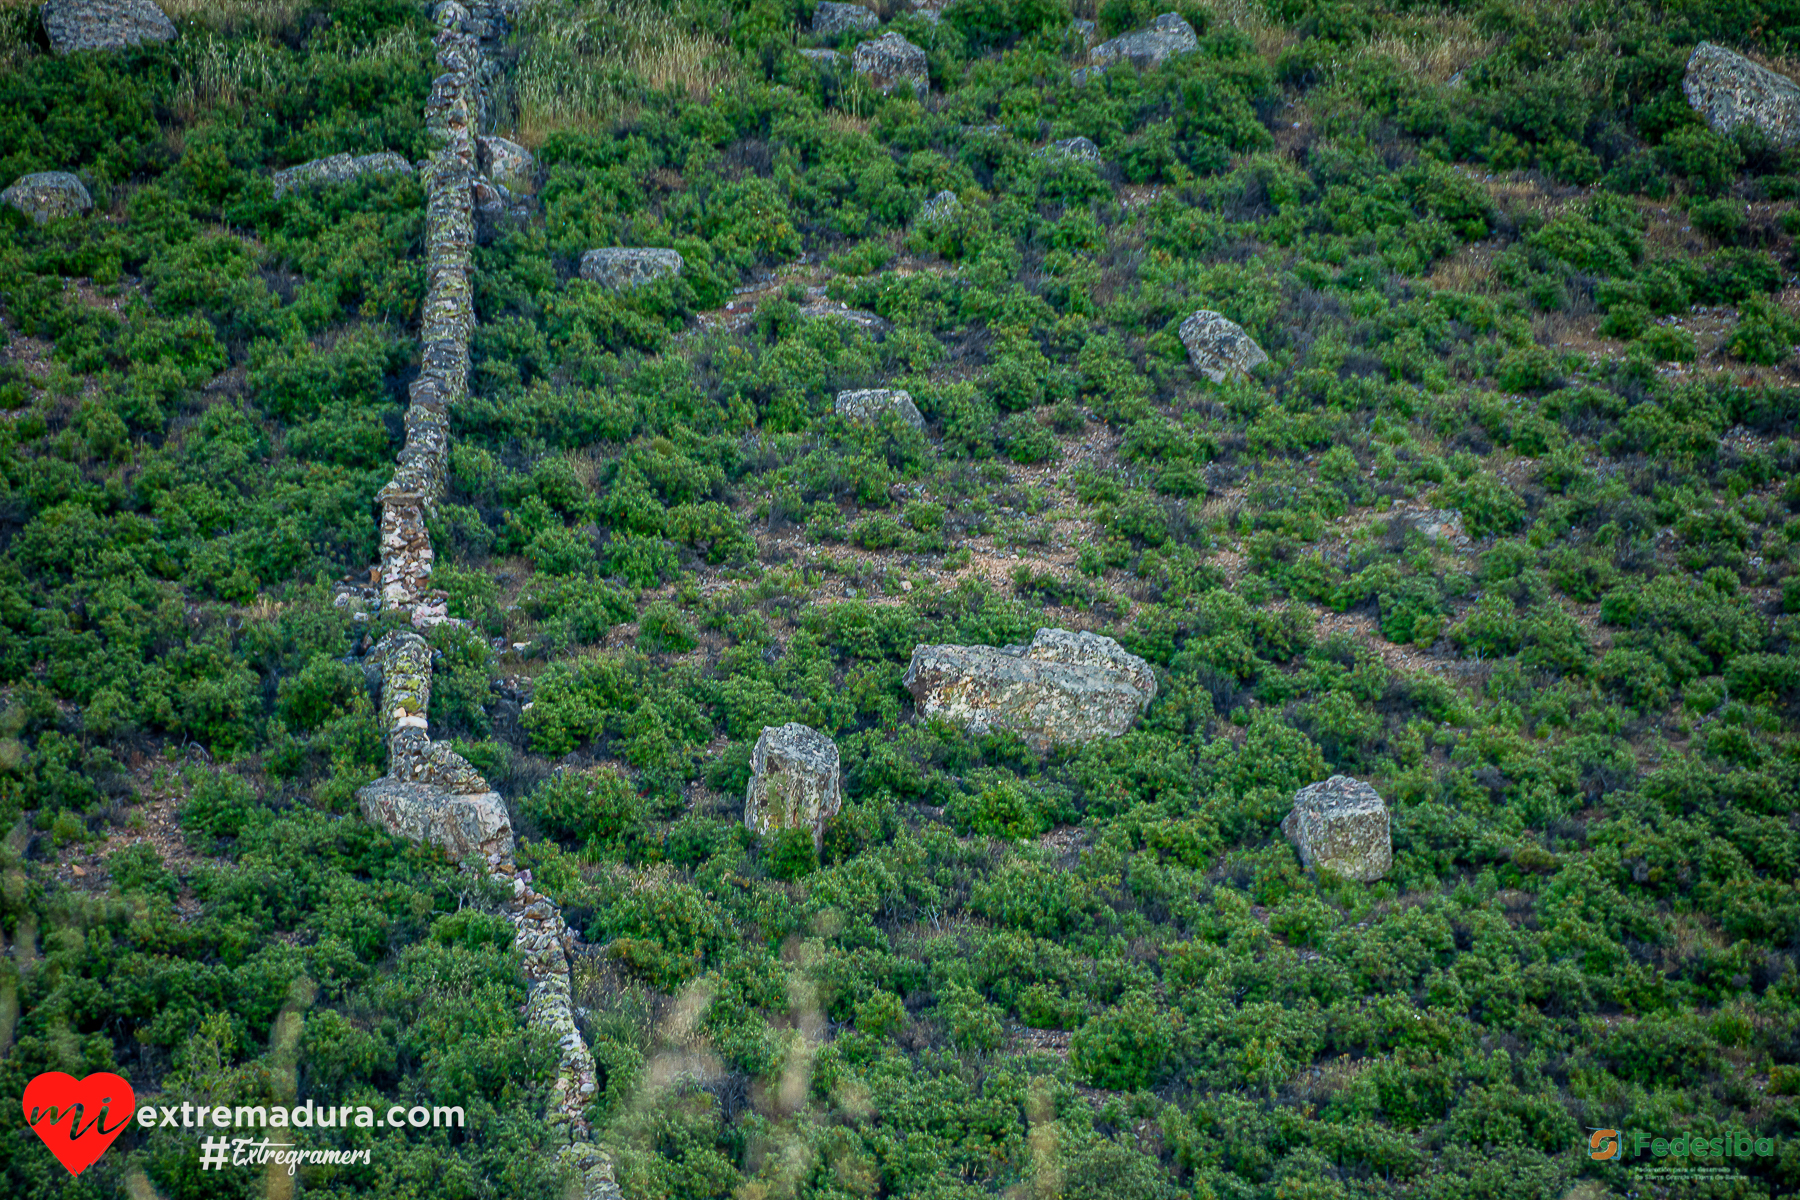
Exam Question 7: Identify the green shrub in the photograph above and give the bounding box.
[1071,991,1173,1090]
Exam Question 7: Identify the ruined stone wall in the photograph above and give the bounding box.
[354,7,623,1197]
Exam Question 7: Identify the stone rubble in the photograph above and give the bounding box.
[41,0,174,53]
[1684,42,1800,147]
[904,628,1157,746]
[744,723,843,852]
[1179,310,1269,382]
[2,172,93,224]
[1281,776,1393,883]
[353,7,623,1198]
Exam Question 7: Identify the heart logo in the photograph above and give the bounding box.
[22,1071,136,1176]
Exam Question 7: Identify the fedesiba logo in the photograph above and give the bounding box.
[1588,1128,1620,1160]
[1588,1125,1776,1162]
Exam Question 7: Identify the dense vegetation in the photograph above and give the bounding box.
[4,0,1800,1196]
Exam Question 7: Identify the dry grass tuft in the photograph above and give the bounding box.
[165,27,420,123]
[159,0,308,37]
[508,0,737,145]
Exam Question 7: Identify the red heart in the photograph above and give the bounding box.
[22,1071,136,1176]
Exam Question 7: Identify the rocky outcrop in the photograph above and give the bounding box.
[1281,776,1392,883]
[744,724,843,853]
[2,172,92,223]
[1683,42,1800,147]
[1034,136,1102,164]
[1074,12,1196,84]
[836,388,925,430]
[1179,310,1268,382]
[904,628,1157,746]
[579,247,684,290]
[477,134,536,194]
[853,31,929,97]
[814,1,878,34]
[271,151,413,198]
[41,0,174,53]
[918,189,960,223]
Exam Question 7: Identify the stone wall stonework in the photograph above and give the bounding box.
[353,9,623,1198]
[1281,776,1392,883]
[904,628,1157,746]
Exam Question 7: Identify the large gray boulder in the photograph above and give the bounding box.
[836,388,925,430]
[904,628,1156,746]
[41,0,175,53]
[745,723,842,852]
[359,777,514,863]
[814,1,878,34]
[272,151,413,198]
[579,247,684,289]
[853,31,929,97]
[1683,42,1800,147]
[477,134,536,195]
[1281,776,1391,883]
[1075,12,1196,84]
[1179,310,1268,383]
[2,172,92,224]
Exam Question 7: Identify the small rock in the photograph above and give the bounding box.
[272,151,413,198]
[799,47,842,66]
[1070,18,1096,42]
[1034,136,1102,164]
[41,0,175,53]
[477,134,536,195]
[1683,42,1800,146]
[1281,776,1392,883]
[1179,310,1268,383]
[836,388,925,431]
[853,31,929,97]
[578,247,684,290]
[918,188,961,223]
[745,723,842,853]
[813,1,879,34]
[2,172,92,224]
[1075,12,1197,85]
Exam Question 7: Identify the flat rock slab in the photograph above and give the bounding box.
[272,151,413,198]
[854,31,928,97]
[579,247,684,289]
[1282,775,1391,883]
[42,0,175,53]
[836,388,924,430]
[814,1,878,34]
[1180,310,1268,382]
[745,723,842,852]
[2,172,92,223]
[1075,12,1196,84]
[359,777,515,862]
[905,628,1156,746]
[1684,42,1800,147]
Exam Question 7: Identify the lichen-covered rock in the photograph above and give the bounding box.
[1074,12,1196,84]
[904,628,1156,746]
[1281,776,1392,883]
[1397,508,1467,544]
[814,1,878,34]
[473,175,531,243]
[853,31,929,97]
[1070,18,1096,42]
[359,777,514,861]
[1683,42,1800,146]
[918,188,960,222]
[799,47,842,66]
[477,134,536,194]
[745,723,842,852]
[271,151,413,198]
[41,0,174,53]
[1179,310,1269,382]
[1034,136,1102,163]
[1,172,92,224]
[836,388,925,430]
[579,247,684,289]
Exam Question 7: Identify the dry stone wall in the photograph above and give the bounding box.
[351,6,622,1197]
